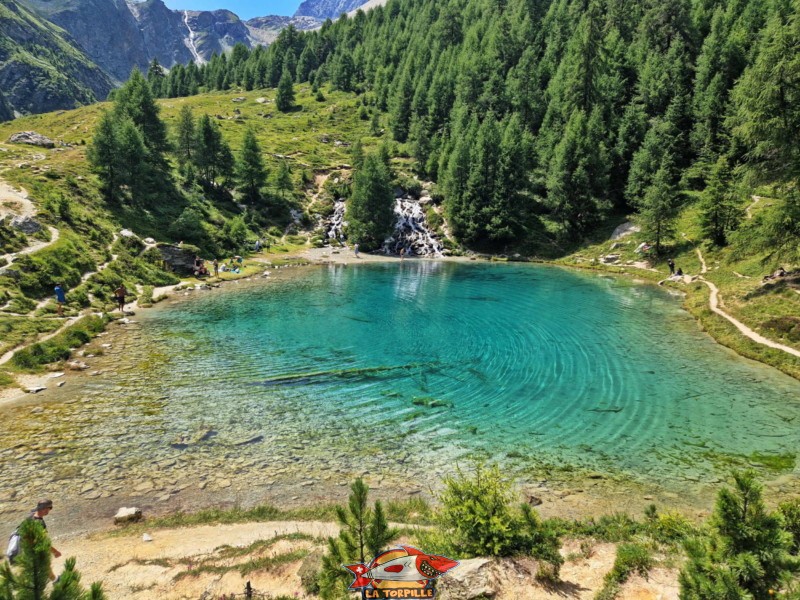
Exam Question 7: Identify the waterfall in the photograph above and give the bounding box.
[183,11,205,65]
[383,195,444,257]
[323,200,347,244]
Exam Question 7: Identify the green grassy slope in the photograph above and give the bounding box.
[0,0,113,118]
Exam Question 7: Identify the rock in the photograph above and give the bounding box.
[80,483,95,493]
[232,434,263,446]
[48,372,65,379]
[10,215,43,234]
[232,97,246,102]
[113,507,143,524]
[217,479,231,489]
[134,481,154,492]
[8,131,55,148]
[26,386,46,394]
[586,472,605,479]
[119,229,139,239]
[142,533,153,542]
[610,221,640,240]
[144,237,156,245]
[437,558,495,600]
[600,254,620,264]
[526,494,543,506]
[157,244,199,276]
[67,360,89,371]
[57,381,66,387]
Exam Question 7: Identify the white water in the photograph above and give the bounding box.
[325,201,347,243]
[183,11,205,65]
[383,196,444,257]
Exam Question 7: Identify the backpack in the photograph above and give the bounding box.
[5,530,20,564]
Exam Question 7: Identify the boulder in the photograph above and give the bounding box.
[600,254,620,264]
[66,360,89,371]
[157,244,199,275]
[119,229,138,239]
[610,221,640,240]
[8,131,56,148]
[10,215,42,234]
[437,558,496,600]
[113,506,143,524]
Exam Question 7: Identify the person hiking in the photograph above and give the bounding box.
[667,258,675,275]
[54,283,66,317]
[354,243,360,258]
[213,258,219,277]
[114,284,127,312]
[7,499,61,579]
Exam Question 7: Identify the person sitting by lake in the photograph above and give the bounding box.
[676,267,683,276]
[54,283,66,317]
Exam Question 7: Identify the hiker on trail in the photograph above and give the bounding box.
[255,239,262,252]
[7,500,61,579]
[114,284,127,312]
[354,243,360,258]
[54,284,66,317]
[667,258,675,275]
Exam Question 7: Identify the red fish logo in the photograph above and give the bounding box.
[344,545,458,595]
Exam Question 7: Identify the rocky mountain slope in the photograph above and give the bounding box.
[294,0,372,19]
[0,0,113,119]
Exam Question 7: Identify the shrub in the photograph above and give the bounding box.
[594,543,653,600]
[780,498,800,555]
[438,465,563,575]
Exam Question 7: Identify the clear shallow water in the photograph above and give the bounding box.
[2,261,800,517]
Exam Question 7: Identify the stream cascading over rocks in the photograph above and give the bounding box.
[324,200,347,244]
[382,194,444,257]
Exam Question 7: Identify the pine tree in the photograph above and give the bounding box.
[193,114,233,184]
[699,156,740,246]
[87,111,121,202]
[346,153,395,250]
[147,58,166,98]
[636,162,680,254]
[116,118,148,203]
[317,479,398,600]
[679,472,799,600]
[236,128,267,204]
[174,105,195,168]
[350,138,365,171]
[113,69,168,156]
[0,518,106,600]
[274,161,293,198]
[276,68,295,112]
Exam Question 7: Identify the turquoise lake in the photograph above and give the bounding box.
[2,261,800,522]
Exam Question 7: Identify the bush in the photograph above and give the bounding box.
[779,498,800,555]
[438,465,563,575]
[595,543,653,600]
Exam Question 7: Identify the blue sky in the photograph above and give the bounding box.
[163,0,300,19]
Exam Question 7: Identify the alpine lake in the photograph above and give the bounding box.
[2,260,800,531]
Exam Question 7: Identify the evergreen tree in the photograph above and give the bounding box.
[174,105,195,168]
[147,58,166,98]
[318,479,398,600]
[350,138,365,171]
[235,128,267,204]
[193,114,233,184]
[346,153,395,250]
[546,108,610,236]
[699,156,740,246]
[87,111,121,202]
[274,160,293,198]
[636,162,680,254]
[276,68,295,112]
[113,69,168,156]
[679,472,799,600]
[0,518,106,600]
